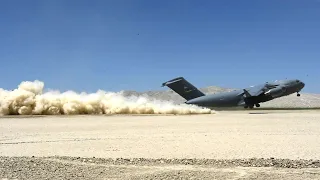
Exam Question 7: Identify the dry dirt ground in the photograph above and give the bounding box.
[1,110,320,179]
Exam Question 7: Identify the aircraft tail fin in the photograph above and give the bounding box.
[162,77,205,101]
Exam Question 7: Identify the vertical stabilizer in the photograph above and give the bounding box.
[162,77,205,101]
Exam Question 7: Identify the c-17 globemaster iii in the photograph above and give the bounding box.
[162,77,305,109]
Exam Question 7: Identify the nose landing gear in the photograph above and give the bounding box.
[297,92,301,97]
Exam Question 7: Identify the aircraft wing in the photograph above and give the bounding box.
[238,83,279,106]
[244,83,279,97]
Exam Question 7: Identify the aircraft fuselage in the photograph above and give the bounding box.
[185,79,305,108]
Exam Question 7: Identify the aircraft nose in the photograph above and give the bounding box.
[298,81,305,89]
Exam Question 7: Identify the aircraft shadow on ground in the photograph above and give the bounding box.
[210,107,320,111]
[209,107,320,115]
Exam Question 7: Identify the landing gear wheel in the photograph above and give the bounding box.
[249,105,254,109]
[297,93,301,97]
[244,105,248,109]
[255,104,260,107]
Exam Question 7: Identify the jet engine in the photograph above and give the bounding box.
[265,86,286,98]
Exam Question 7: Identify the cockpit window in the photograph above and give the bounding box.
[296,80,300,83]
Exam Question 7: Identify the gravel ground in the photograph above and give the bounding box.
[1,111,320,159]
[2,111,320,179]
[1,156,320,180]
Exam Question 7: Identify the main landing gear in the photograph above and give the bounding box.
[244,103,260,109]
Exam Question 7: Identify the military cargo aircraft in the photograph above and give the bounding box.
[162,77,305,109]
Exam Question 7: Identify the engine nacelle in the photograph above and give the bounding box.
[265,86,286,98]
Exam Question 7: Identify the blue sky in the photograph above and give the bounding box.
[0,0,319,93]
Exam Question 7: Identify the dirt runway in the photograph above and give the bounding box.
[1,110,320,179]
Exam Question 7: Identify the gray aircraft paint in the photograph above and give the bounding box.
[162,77,305,109]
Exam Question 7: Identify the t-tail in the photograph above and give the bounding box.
[162,77,205,101]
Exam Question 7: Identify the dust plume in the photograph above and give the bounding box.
[0,80,214,115]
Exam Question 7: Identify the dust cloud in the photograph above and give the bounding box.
[0,80,213,115]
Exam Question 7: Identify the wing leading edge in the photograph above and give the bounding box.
[237,83,279,106]
[244,83,279,96]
